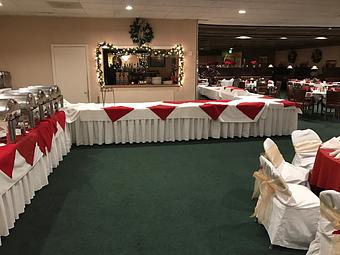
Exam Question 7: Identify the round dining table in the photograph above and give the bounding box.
[309,148,340,193]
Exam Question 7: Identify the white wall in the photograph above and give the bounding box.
[0,16,198,102]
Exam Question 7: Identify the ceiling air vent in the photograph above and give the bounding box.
[47,1,83,9]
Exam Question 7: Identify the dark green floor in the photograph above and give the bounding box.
[1,117,339,255]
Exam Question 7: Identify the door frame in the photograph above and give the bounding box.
[51,44,91,103]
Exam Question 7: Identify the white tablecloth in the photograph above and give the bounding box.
[66,100,300,146]
[0,122,71,245]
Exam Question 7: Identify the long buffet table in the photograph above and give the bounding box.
[64,98,301,146]
[0,111,71,245]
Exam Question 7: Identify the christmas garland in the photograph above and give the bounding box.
[129,18,154,47]
[312,49,322,63]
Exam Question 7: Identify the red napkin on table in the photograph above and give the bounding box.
[34,121,56,153]
[199,104,228,120]
[15,133,38,166]
[0,144,17,178]
[261,95,274,99]
[148,104,176,120]
[279,100,298,108]
[53,111,66,130]
[103,106,134,122]
[236,102,265,120]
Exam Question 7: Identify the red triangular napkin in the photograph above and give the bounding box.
[148,105,176,120]
[0,144,17,178]
[280,100,298,108]
[199,104,228,120]
[236,102,265,120]
[16,134,38,166]
[103,106,134,122]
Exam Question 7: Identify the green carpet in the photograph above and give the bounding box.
[1,117,339,255]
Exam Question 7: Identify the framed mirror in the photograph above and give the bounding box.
[96,42,184,87]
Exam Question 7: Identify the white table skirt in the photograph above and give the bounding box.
[0,124,71,245]
[70,107,298,146]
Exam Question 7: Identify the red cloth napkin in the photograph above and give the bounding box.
[199,104,228,120]
[15,133,38,166]
[103,106,134,122]
[262,95,274,99]
[53,111,66,130]
[0,144,17,178]
[148,104,176,120]
[236,102,265,120]
[279,100,298,108]
[34,120,56,153]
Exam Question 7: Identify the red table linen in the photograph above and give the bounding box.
[236,102,265,120]
[199,104,228,120]
[148,105,176,120]
[103,106,134,122]
[309,148,340,192]
[0,144,17,178]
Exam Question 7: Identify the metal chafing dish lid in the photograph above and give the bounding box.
[1,90,37,108]
[0,98,20,121]
[18,88,47,104]
[27,85,60,99]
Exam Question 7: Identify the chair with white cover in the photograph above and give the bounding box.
[307,190,340,255]
[263,138,310,186]
[253,155,320,250]
[291,129,322,171]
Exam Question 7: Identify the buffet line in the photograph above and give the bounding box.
[0,85,70,245]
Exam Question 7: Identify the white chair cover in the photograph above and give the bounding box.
[291,129,322,171]
[307,190,340,255]
[253,155,320,250]
[263,138,309,186]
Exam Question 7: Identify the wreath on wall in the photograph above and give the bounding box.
[312,49,322,63]
[288,50,297,63]
[129,18,154,47]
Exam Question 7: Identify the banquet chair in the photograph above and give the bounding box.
[323,90,340,119]
[253,155,320,250]
[287,84,294,101]
[291,129,322,172]
[269,81,282,98]
[263,138,309,186]
[256,80,268,95]
[293,88,314,114]
[238,81,246,89]
[306,190,340,255]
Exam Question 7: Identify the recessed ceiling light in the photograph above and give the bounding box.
[315,36,328,40]
[280,36,288,40]
[125,5,133,10]
[238,10,246,14]
[0,2,3,7]
[236,36,252,39]
[328,27,332,30]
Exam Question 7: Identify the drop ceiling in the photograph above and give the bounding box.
[199,25,340,51]
[1,0,340,27]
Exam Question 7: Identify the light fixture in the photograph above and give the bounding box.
[328,27,332,30]
[121,55,130,61]
[268,64,274,68]
[315,36,327,40]
[280,36,288,40]
[238,9,246,14]
[287,65,293,69]
[236,36,252,39]
[125,5,133,10]
[0,2,3,6]
[228,47,233,54]
[311,65,318,70]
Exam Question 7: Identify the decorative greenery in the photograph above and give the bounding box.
[95,42,184,87]
[129,18,154,47]
[288,50,297,63]
[312,48,322,63]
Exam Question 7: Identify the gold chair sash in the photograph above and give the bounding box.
[251,169,291,224]
[294,139,321,154]
[320,198,340,255]
[265,144,284,168]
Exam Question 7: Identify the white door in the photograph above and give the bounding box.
[51,45,89,103]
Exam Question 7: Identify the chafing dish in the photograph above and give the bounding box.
[18,88,49,119]
[27,85,63,111]
[1,90,38,128]
[0,98,21,143]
